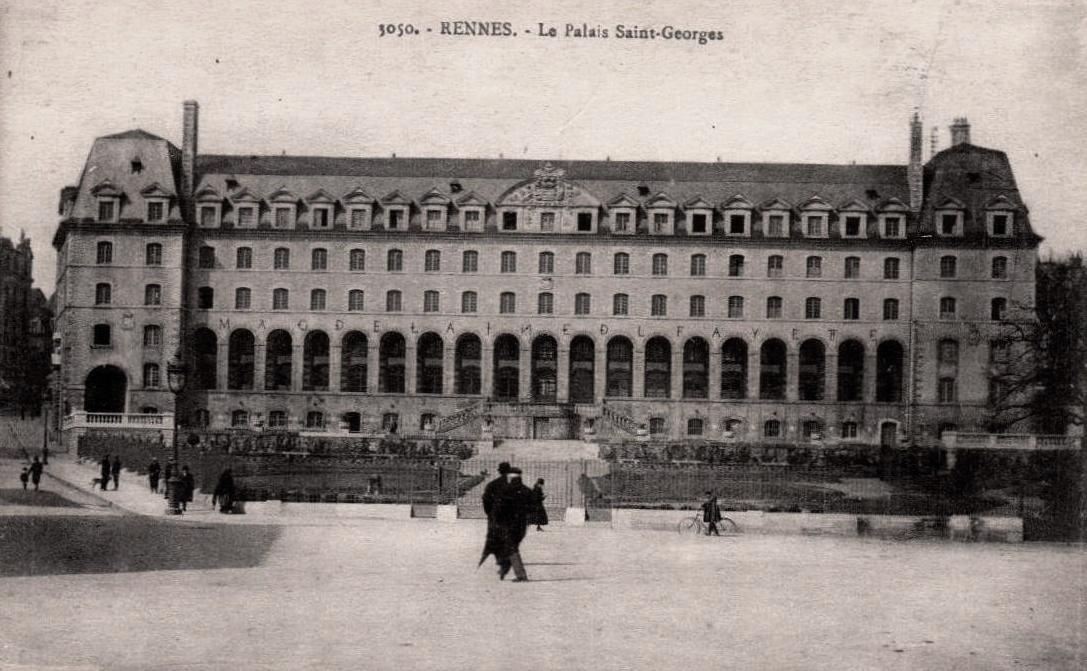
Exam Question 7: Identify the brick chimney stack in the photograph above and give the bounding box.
[908,113,923,213]
[930,126,939,158]
[182,100,199,214]
[950,117,971,146]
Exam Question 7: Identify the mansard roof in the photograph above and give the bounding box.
[721,194,754,210]
[228,187,262,203]
[342,187,374,203]
[91,180,123,197]
[268,186,298,203]
[683,195,715,209]
[644,192,676,208]
[193,184,222,201]
[139,182,175,198]
[456,191,489,207]
[419,188,451,205]
[304,188,336,204]
[607,193,640,208]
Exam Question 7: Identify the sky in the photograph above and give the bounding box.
[1,0,1085,293]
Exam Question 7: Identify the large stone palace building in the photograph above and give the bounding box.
[51,102,1040,445]
[1,232,52,413]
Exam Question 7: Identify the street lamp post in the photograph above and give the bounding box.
[165,352,188,515]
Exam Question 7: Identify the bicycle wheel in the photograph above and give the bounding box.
[718,517,741,535]
[677,517,701,535]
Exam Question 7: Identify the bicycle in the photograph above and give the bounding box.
[677,514,741,535]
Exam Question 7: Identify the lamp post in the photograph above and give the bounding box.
[165,351,188,515]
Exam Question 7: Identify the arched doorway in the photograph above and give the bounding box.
[341,331,368,392]
[605,336,633,397]
[682,337,709,398]
[644,337,671,398]
[493,334,520,401]
[877,341,905,402]
[798,339,826,401]
[227,329,255,390]
[455,335,481,394]
[531,335,558,402]
[416,333,444,394]
[838,340,865,402]
[721,338,747,399]
[569,335,595,403]
[84,365,127,413]
[191,328,218,390]
[303,331,330,391]
[759,339,787,400]
[265,330,293,391]
[379,332,407,393]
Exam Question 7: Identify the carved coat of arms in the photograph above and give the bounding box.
[531,163,567,203]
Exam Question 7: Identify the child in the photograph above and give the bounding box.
[20,468,29,490]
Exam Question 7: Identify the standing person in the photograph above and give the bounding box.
[111,455,122,490]
[148,458,161,493]
[496,467,533,582]
[701,491,722,537]
[180,466,194,512]
[478,462,511,576]
[163,460,174,499]
[212,467,235,514]
[99,455,111,491]
[19,467,29,490]
[29,456,44,492]
[531,478,549,531]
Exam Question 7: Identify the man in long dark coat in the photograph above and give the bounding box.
[478,462,511,575]
[495,469,533,581]
[99,455,111,490]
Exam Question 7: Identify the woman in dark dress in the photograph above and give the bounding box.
[530,478,548,531]
[212,467,236,513]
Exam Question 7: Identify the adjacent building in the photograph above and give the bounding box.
[1,232,52,414]
[51,103,1040,446]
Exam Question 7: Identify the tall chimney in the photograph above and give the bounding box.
[950,117,971,146]
[930,126,939,158]
[182,100,199,212]
[908,112,923,213]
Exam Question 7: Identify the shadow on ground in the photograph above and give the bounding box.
[0,488,83,508]
[0,515,281,577]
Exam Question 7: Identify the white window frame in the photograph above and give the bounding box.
[498,208,520,232]
[537,210,558,233]
[309,205,333,230]
[722,210,751,237]
[346,205,372,231]
[145,198,168,223]
[879,213,905,239]
[383,205,409,231]
[686,208,714,237]
[936,210,964,237]
[234,205,258,229]
[648,208,674,236]
[568,208,597,234]
[96,197,120,223]
[197,202,222,229]
[762,210,790,238]
[610,208,636,235]
[987,210,1014,238]
[424,206,448,232]
[802,213,828,238]
[840,213,867,239]
[272,204,296,230]
[460,207,484,232]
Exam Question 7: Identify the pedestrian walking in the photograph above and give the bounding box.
[29,456,44,492]
[180,466,194,512]
[530,478,549,531]
[495,467,533,581]
[111,456,122,490]
[19,467,29,490]
[701,491,722,536]
[212,467,236,514]
[148,458,161,493]
[99,455,111,491]
[479,462,511,577]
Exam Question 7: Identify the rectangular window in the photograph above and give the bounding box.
[236,206,255,228]
[575,293,591,315]
[767,256,784,278]
[843,216,862,237]
[613,294,628,316]
[652,254,668,276]
[575,253,591,275]
[691,213,708,234]
[273,289,289,310]
[844,257,860,279]
[613,254,629,275]
[577,212,592,232]
[766,214,784,237]
[462,251,478,273]
[275,208,291,228]
[766,297,782,319]
[350,209,368,229]
[537,292,554,314]
[941,213,958,235]
[614,212,631,232]
[348,290,364,311]
[98,201,114,222]
[502,211,518,231]
[387,209,403,230]
[992,257,1008,279]
[93,324,111,346]
[806,257,822,278]
[235,288,251,310]
[310,290,326,311]
[884,216,901,238]
[274,248,290,270]
[500,293,516,314]
[426,209,443,229]
[690,255,706,276]
[146,244,162,266]
[463,210,481,228]
[843,298,860,320]
[386,291,402,312]
[651,295,667,316]
[95,284,111,305]
[884,258,900,279]
[728,255,744,277]
[805,298,821,319]
[940,256,957,278]
[992,214,1009,236]
[540,212,555,232]
[938,378,957,403]
[147,201,164,222]
[461,292,477,313]
[883,299,899,321]
[652,212,668,233]
[689,295,705,317]
[729,214,746,234]
[200,206,217,227]
[312,208,330,229]
[806,215,824,237]
[727,296,743,318]
[501,252,517,273]
[145,284,162,306]
[423,291,440,313]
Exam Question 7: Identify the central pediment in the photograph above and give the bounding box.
[496,163,600,208]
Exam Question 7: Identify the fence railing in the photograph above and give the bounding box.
[943,432,1082,451]
[63,412,174,430]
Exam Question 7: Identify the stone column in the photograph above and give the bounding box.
[518,342,532,401]
[442,344,456,396]
[864,350,879,403]
[824,352,838,403]
[632,347,645,398]
[709,346,722,401]
[556,344,570,402]
[291,344,304,391]
[404,343,417,395]
[671,346,684,400]
[594,344,607,403]
[367,344,380,394]
[253,342,266,392]
[481,343,494,399]
[786,350,800,402]
[747,346,761,400]
[328,344,342,392]
[216,341,229,390]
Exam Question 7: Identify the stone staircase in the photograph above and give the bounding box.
[600,403,640,437]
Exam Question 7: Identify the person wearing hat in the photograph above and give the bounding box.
[479,462,512,576]
[494,466,534,581]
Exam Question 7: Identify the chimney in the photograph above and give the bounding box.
[182,100,199,210]
[930,126,939,157]
[950,117,971,146]
[908,113,923,213]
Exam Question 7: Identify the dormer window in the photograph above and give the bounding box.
[988,211,1013,237]
[804,214,826,237]
[384,206,408,230]
[720,195,753,237]
[937,211,964,237]
[146,201,165,223]
[645,194,676,235]
[347,205,372,230]
[310,205,332,230]
[273,206,295,229]
[683,197,714,237]
[97,200,117,222]
[607,194,640,235]
[235,206,257,228]
[424,207,447,231]
[461,207,484,232]
[420,189,450,231]
[841,214,866,238]
[881,214,904,238]
[500,209,519,232]
[199,204,220,228]
[569,209,596,234]
[92,180,123,223]
[194,185,224,228]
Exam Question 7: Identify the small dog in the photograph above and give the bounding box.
[91,477,102,488]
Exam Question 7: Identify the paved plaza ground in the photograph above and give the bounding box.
[0,460,1084,670]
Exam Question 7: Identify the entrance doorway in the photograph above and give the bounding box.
[880,421,898,447]
[84,365,127,413]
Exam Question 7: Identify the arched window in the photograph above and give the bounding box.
[767,255,784,277]
[766,296,783,319]
[644,337,671,398]
[145,284,162,306]
[690,295,706,317]
[843,298,860,320]
[386,290,402,312]
[95,283,112,305]
[613,252,630,275]
[341,332,368,392]
[728,254,744,277]
[198,245,215,268]
[760,339,787,400]
[690,254,706,276]
[682,338,709,399]
[145,243,162,266]
[461,291,477,313]
[883,298,899,321]
[537,292,554,315]
[143,324,161,347]
[798,339,826,401]
[379,333,406,393]
[416,333,444,394]
[568,336,595,403]
[228,329,255,390]
[876,340,905,402]
[652,253,668,276]
[605,337,633,397]
[96,241,113,265]
[310,288,326,311]
[940,297,957,320]
[302,331,330,391]
[272,288,289,310]
[613,294,629,316]
[538,251,553,274]
[311,248,327,271]
[191,328,217,390]
[424,250,441,272]
[387,249,403,271]
[348,290,364,311]
[499,292,516,314]
[575,252,592,275]
[991,297,1007,321]
[844,256,861,279]
[264,330,293,391]
[273,247,290,269]
[462,250,478,272]
[349,249,365,271]
[235,247,252,269]
[455,335,482,394]
[806,256,822,278]
[423,290,440,313]
[837,340,864,402]
[493,334,520,400]
[501,251,517,273]
[721,338,747,399]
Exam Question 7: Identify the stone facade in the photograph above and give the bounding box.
[1,233,51,413]
[52,102,1041,445]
